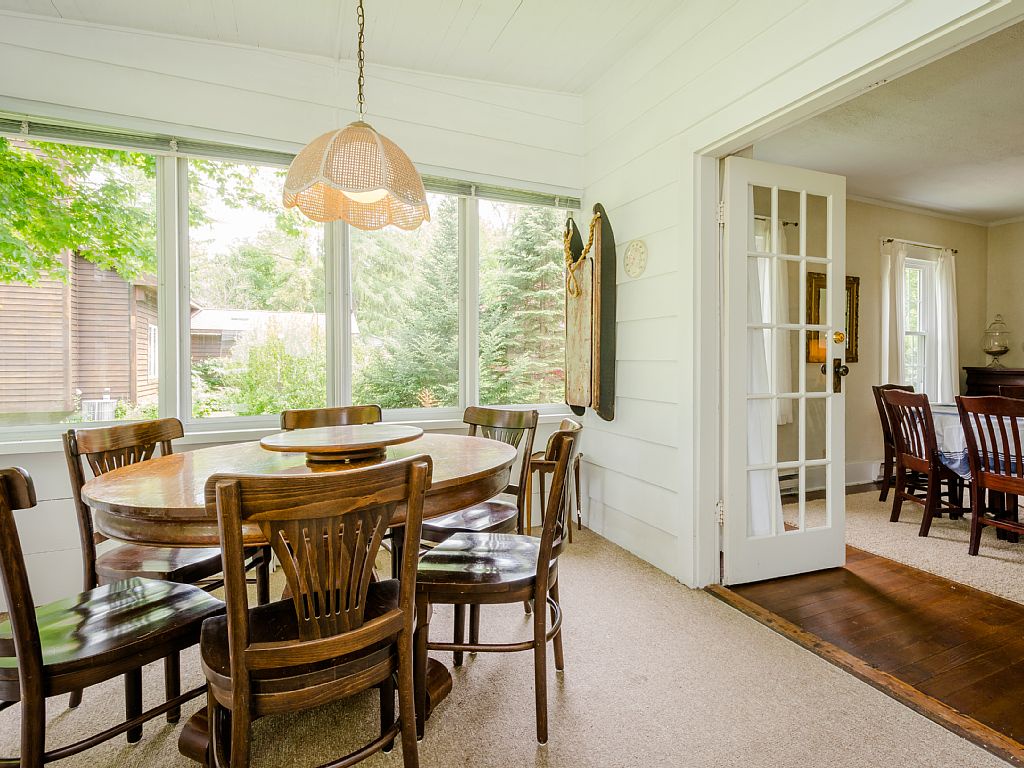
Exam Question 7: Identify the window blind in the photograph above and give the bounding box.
[1,113,580,210]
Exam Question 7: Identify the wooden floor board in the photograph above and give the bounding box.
[719,545,1024,764]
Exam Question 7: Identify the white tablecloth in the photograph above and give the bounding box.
[931,403,971,478]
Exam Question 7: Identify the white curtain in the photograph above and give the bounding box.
[880,240,959,402]
[879,240,907,385]
[935,248,960,403]
[747,218,786,537]
[753,219,793,425]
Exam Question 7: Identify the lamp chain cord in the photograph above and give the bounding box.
[564,211,601,298]
[357,0,366,120]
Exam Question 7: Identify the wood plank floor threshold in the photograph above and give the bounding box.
[707,580,1024,766]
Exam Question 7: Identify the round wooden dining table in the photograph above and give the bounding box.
[82,431,517,548]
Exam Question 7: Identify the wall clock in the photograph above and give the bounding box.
[624,239,648,278]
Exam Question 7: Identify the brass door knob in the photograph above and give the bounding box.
[833,331,846,344]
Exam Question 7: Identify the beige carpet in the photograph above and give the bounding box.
[0,529,1009,767]
[788,490,1024,605]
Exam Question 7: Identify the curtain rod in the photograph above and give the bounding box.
[753,214,799,226]
[882,237,957,254]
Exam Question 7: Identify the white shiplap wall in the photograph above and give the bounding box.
[0,12,583,192]
[580,0,1022,586]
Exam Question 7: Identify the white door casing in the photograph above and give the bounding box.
[722,157,847,585]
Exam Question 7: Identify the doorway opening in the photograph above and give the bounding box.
[708,20,1024,762]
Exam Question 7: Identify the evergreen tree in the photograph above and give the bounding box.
[479,205,565,404]
[352,196,460,408]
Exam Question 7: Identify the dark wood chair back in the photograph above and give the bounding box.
[883,389,938,474]
[207,453,431,681]
[463,406,538,513]
[873,384,914,449]
[957,396,1024,495]
[537,433,576,585]
[0,467,44,698]
[63,418,184,588]
[280,405,383,431]
[999,385,1024,400]
[543,419,582,461]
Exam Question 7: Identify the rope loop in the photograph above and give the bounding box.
[564,211,601,298]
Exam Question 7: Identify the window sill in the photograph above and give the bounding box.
[0,411,574,457]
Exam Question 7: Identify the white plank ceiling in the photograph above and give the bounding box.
[0,0,678,93]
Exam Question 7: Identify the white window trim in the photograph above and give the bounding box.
[0,140,577,445]
[902,258,939,396]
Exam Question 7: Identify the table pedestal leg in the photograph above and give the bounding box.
[425,658,453,715]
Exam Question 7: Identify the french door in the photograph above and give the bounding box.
[721,157,847,585]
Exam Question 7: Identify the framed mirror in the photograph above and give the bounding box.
[807,272,859,363]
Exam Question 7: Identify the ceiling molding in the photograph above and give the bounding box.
[847,194,990,228]
[988,213,1024,228]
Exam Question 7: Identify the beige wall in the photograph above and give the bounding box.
[986,221,1024,368]
[845,200,989,470]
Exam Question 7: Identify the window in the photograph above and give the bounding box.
[350,193,459,409]
[148,324,159,379]
[0,136,159,426]
[902,259,936,396]
[479,201,566,405]
[187,158,327,419]
[0,120,575,438]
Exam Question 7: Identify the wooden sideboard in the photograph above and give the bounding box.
[964,367,1024,395]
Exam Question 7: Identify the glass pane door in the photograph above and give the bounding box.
[723,157,847,585]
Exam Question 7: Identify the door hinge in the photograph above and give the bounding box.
[715,499,725,525]
[716,201,726,227]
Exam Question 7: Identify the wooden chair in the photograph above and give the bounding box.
[872,384,914,502]
[63,418,270,718]
[420,406,538,545]
[418,407,538,655]
[998,385,1024,400]
[198,455,431,768]
[280,404,382,430]
[528,418,583,541]
[0,467,223,766]
[883,390,964,537]
[957,395,1024,555]
[415,429,575,745]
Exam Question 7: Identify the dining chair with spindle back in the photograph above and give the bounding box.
[957,395,1024,555]
[529,418,583,540]
[414,430,575,745]
[280,404,383,430]
[872,384,915,502]
[421,407,538,544]
[419,406,538,663]
[999,385,1024,400]
[198,455,431,768]
[0,467,223,765]
[883,389,964,537]
[63,418,270,718]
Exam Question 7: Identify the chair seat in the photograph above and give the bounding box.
[97,543,224,584]
[420,499,518,544]
[201,579,400,684]
[0,577,223,693]
[417,533,541,595]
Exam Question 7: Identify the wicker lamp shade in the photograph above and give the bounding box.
[283,121,430,230]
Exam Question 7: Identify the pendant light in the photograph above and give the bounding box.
[283,0,430,230]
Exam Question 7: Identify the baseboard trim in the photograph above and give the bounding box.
[846,459,882,486]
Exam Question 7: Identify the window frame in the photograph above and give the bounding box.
[147,324,159,381]
[902,258,938,396]
[0,129,576,444]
